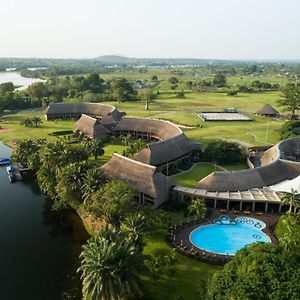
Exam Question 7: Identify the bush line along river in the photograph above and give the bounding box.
[0,142,88,300]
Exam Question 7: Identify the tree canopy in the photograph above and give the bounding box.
[208,243,300,300]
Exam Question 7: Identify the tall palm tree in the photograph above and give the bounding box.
[281,188,300,213]
[188,197,207,220]
[82,168,106,204]
[78,228,142,300]
[121,213,152,251]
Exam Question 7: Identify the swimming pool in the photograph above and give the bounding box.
[190,216,271,255]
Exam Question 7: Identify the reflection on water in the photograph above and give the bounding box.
[0,142,88,300]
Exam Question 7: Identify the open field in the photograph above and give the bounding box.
[0,90,285,147]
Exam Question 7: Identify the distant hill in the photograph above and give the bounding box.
[94,55,235,66]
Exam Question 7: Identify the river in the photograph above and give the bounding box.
[0,72,45,90]
[0,142,88,300]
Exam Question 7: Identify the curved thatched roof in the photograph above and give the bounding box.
[45,102,124,121]
[197,137,300,192]
[133,133,201,166]
[113,117,201,166]
[75,114,109,138]
[101,154,173,204]
[196,160,300,192]
[256,104,279,116]
[113,117,182,140]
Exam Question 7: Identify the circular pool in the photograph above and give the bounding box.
[190,216,271,255]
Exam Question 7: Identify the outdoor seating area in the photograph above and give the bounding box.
[166,219,234,265]
[166,210,278,265]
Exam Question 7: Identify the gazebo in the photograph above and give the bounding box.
[256,104,279,117]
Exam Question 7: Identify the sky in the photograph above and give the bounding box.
[1,0,300,60]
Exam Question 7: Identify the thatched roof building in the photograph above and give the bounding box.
[133,134,201,166]
[196,159,300,192]
[75,114,109,139]
[44,102,125,121]
[256,104,279,117]
[113,117,182,140]
[197,137,300,192]
[113,117,202,166]
[101,154,173,207]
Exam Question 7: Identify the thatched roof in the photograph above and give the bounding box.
[75,114,109,138]
[261,137,300,165]
[197,138,300,192]
[100,154,173,201]
[113,117,182,140]
[45,102,124,121]
[113,117,201,166]
[133,133,201,166]
[256,104,279,116]
[196,159,300,192]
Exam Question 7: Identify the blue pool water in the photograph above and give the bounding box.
[190,216,271,255]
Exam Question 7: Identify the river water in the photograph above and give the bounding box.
[0,142,88,300]
[0,72,44,90]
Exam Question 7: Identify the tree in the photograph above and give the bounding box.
[0,82,14,93]
[279,216,299,251]
[212,73,227,87]
[81,168,106,204]
[278,85,300,119]
[27,82,49,106]
[111,78,137,102]
[204,140,245,164]
[88,180,136,228]
[169,76,179,89]
[78,228,143,300]
[140,89,156,110]
[145,253,177,284]
[121,213,152,251]
[31,116,43,127]
[188,197,207,220]
[207,243,300,300]
[82,138,105,159]
[281,188,300,213]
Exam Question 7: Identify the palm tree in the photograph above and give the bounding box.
[281,188,300,213]
[78,228,142,300]
[280,217,298,251]
[121,213,152,251]
[82,168,106,204]
[188,197,207,220]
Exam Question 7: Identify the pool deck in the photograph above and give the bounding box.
[166,209,280,265]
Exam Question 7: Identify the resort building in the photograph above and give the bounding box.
[256,104,279,117]
[112,117,202,170]
[44,102,125,121]
[174,138,300,213]
[101,154,173,207]
[75,114,110,140]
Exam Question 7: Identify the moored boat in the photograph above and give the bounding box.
[6,165,16,183]
[0,158,11,166]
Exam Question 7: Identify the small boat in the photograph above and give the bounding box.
[0,158,11,166]
[6,165,16,183]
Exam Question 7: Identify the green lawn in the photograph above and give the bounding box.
[142,211,221,300]
[172,162,221,187]
[98,143,125,165]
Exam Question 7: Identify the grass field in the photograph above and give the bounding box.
[0,90,285,147]
[142,211,221,300]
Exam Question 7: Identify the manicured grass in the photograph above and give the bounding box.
[221,164,249,171]
[98,143,125,165]
[0,110,74,145]
[142,211,221,300]
[172,162,222,187]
